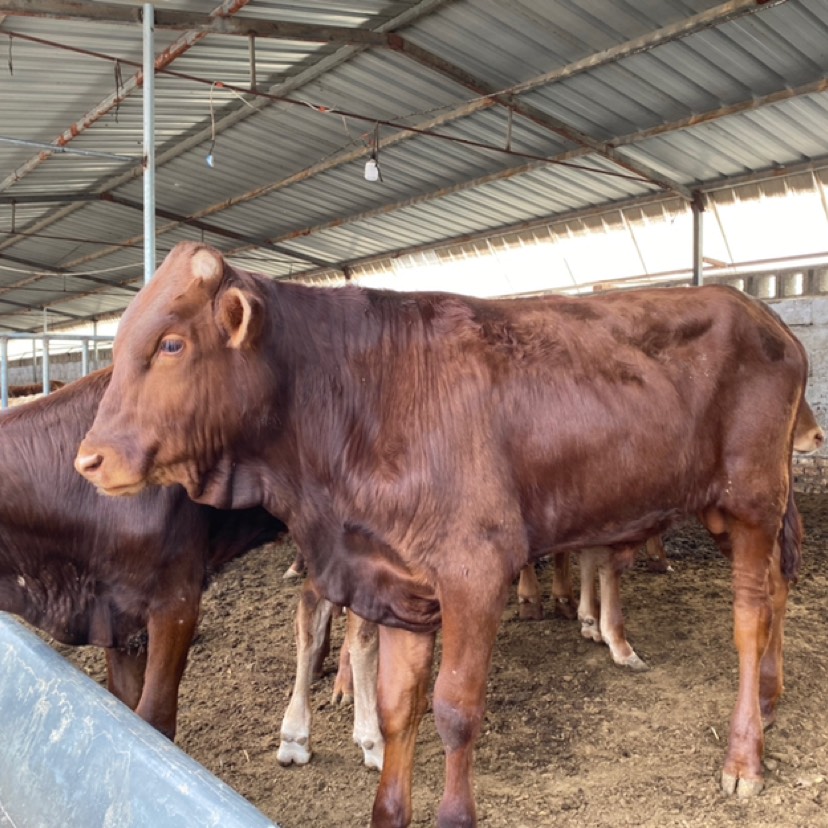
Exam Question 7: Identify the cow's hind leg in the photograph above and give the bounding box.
[759,541,788,729]
[517,562,544,620]
[372,626,435,828]
[715,519,776,798]
[278,579,334,766]
[551,551,578,619]
[577,548,602,643]
[346,611,383,770]
[596,548,647,671]
[331,622,353,705]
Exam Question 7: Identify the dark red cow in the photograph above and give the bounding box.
[6,380,65,398]
[76,242,809,827]
[0,368,285,739]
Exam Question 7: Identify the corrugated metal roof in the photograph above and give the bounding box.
[0,0,827,331]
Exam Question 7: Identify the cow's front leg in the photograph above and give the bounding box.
[278,579,334,766]
[433,577,510,828]
[137,590,201,739]
[721,522,775,798]
[105,643,147,710]
[372,625,435,828]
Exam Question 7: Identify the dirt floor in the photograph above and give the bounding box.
[58,493,828,828]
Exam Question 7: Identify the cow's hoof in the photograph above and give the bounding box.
[553,596,578,620]
[332,688,353,707]
[580,618,602,643]
[721,771,764,798]
[357,738,384,771]
[616,652,649,672]
[282,563,304,581]
[277,737,311,766]
[518,599,544,621]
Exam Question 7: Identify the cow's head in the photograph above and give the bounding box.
[793,399,825,454]
[75,242,271,506]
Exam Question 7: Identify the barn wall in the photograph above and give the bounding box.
[769,296,828,494]
[5,347,112,386]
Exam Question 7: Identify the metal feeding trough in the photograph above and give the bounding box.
[0,614,279,827]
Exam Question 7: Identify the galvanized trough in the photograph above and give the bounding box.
[0,614,279,828]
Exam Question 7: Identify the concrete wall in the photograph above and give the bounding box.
[6,347,112,387]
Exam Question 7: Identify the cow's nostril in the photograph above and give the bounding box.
[75,452,104,475]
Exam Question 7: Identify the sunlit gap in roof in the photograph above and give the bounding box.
[353,181,828,300]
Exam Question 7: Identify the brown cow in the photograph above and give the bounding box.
[0,368,285,739]
[76,242,809,826]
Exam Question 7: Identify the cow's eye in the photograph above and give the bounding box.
[158,337,184,356]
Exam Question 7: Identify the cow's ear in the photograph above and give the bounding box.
[217,287,263,349]
[191,247,224,288]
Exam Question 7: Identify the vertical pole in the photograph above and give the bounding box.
[0,339,7,410]
[42,337,50,395]
[81,339,90,377]
[692,190,705,287]
[93,320,98,369]
[248,33,257,92]
[143,4,156,284]
[42,308,50,394]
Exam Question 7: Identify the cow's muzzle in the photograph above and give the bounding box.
[74,438,149,496]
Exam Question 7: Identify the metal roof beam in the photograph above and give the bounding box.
[47,70,827,283]
[0,1,394,45]
[0,293,84,321]
[0,252,140,296]
[105,195,330,267]
[249,152,828,284]
[0,0,450,261]
[0,0,253,199]
[390,39,692,200]
[0,194,101,204]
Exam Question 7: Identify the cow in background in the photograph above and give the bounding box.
[7,380,66,397]
[77,242,809,826]
[0,369,285,739]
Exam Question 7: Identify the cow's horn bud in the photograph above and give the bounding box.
[192,248,223,282]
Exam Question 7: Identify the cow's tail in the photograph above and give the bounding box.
[780,482,803,583]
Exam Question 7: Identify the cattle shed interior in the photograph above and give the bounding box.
[0,0,827,341]
[2,3,828,826]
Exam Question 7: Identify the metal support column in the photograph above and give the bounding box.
[692,190,705,287]
[0,339,7,409]
[143,4,156,284]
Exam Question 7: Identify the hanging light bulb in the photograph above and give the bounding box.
[364,154,381,182]
[364,122,382,182]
